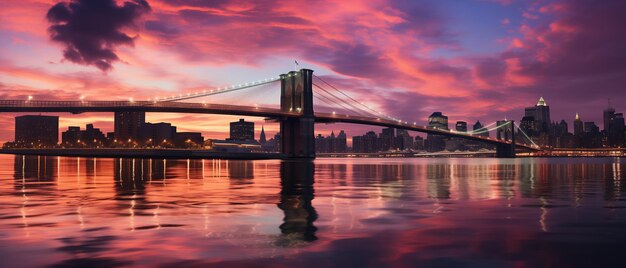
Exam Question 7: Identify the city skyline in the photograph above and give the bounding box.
[7,94,624,152]
[1,0,625,143]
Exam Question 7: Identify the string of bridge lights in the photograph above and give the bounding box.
[514,122,540,148]
[313,76,533,145]
[147,76,283,103]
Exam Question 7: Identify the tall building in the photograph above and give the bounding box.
[352,131,379,153]
[455,121,467,132]
[472,120,489,137]
[573,113,584,136]
[521,97,551,146]
[14,115,59,147]
[425,112,448,152]
[603,101,625,147]
[394,129,413,150]
[335,130,347,153]
[380,128,395,151]
[259,125,267,144]
[428,112,449,130]
[524,97,551,134]
[114,111,145,141]
[229,119,254,141]
[614,113,625,147]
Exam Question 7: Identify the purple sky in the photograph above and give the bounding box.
[0,0,625,141]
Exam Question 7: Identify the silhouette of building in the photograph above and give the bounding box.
[174,132,204,148]
[61,124,106,147]
[394,129,413,151]
[335,130,347,153]
[603,101,625,147]
[14,115,59,147]
[143,122,176,147]
[582,121,602,148]
[522,97,551,146]
[573,113,584,136]
[472,120,489,137]
[259,125,267,144]
[114,111,145,141]
[426,112,448,151]
[428,112,449,130]
[229,119,254,141]
[352,131,379,153]
[455,121,467,132]
[380,127,395,151]
[316,130,347,153]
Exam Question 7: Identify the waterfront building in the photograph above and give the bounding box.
[61,124,106,147]
[174,132,204,148]
[114,111,145,141]
[230,119,254,141]
[14,115,59,147]
[455,121,467,132]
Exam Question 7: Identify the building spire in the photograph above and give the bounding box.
[575,112,580,120]
[259,125,267,144]
[536,96,547,106]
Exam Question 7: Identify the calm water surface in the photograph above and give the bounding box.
[0,155,625,267]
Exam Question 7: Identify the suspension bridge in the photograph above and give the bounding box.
[0,69,540,158]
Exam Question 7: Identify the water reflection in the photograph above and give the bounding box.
[277,161,317,245]
[1,156,626,267]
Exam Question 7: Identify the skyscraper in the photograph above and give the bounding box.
[472,120,489,137]
[114,111,145,141]
[426,112,448,152]
[259,125,267,144]
[335,130,347,153]
[230,119,254,141]
[603,100,624,147]
[15,115,59,147]
[428,112,449,130]
[527,97,551,134]
[455,121,467,132]
[573,113,584,136]
[380,127,395,151]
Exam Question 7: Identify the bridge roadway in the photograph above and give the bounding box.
[0,100,537,151]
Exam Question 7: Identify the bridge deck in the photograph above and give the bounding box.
[0,100,538,150]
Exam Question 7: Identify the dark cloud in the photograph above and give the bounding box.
[46,0,151,71]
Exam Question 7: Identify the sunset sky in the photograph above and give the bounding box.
[1,0,625,142]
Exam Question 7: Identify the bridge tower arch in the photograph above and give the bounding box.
[280,69,315,159]
[496,120,516,158]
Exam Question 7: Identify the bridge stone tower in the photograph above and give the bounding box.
[280,69,315,159]
[496,120,516,158]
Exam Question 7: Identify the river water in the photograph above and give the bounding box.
[0,155,624,267]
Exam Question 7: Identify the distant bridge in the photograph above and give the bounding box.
[0,69,540,158]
